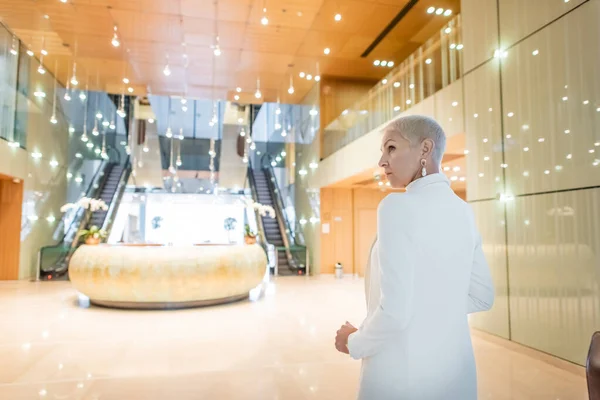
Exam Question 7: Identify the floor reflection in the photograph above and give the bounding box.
[0,277,588,400]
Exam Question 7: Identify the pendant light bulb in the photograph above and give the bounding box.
[96,112,103,120]
[71,62,78,86]
[255,77,262,99]
[163,55,171,76]
[50,115,58,124]
[288,75,295,94]
[64,92,71,101]
[79,91,86,101]
[166,127,173,138]
[111,26,120,47]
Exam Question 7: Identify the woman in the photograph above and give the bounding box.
[335,115,495,399]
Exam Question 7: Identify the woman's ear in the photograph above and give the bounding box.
[421,138,435,158]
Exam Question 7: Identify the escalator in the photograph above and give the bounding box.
[252,168,290,273]
[248,158,307,276]
[88,163,125,228]
[38,157,131,280]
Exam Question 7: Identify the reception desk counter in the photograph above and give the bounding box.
[69,244,267,309]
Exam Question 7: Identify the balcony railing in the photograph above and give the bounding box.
[322,14,463,158]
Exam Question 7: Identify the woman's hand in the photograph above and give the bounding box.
[335,322,358,354]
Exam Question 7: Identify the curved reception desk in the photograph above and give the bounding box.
[69,244,267,309]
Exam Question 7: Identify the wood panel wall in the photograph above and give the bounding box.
[0,174,24,280]
[320,187,388,275]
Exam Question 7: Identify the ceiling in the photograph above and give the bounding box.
[1,0,459,103]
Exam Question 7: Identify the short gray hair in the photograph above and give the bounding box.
[385,115,447,165]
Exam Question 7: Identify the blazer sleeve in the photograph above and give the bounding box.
[467,231,495,313]
[347,195,415,360]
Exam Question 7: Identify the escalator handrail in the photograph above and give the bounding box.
[101,157,131,234]
[246,160,270,252]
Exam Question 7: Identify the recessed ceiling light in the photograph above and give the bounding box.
[387,61,394,67]
[381,61,387,67]
[445,27,451,34]
[532,49,539,56]
[456,44,464,50]
[382,79,387,84]
[435,8,444,15]
[299,72,305,78]
[373,60,380,66]
[234,94,239,101]
[444,9,452,16]
[43,14,49,19]
[334,13,342,21]
[324,48,330,55]
[425,58,432,64]
[393,82,400,88]
[236,87,242,93]
[307,74,313,80]
[427,6,435,14]
[127,87,134,93]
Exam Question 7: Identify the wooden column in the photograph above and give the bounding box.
[0,174,23,280]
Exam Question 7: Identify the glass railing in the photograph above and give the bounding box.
[322,14,463,158]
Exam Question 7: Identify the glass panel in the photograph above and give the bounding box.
[322,14,463,159]
[0,25,19,144]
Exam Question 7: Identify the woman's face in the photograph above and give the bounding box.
[378,129,422,188]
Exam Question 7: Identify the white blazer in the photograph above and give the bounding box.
[347,173,494,400]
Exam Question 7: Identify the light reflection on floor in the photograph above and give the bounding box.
[0,276,588,399]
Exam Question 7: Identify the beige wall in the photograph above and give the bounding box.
[218,125,247,190]
[130,119,163,189]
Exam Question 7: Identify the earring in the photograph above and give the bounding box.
[421,159,427,177]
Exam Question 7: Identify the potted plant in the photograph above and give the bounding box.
[78,225,107,245]
[245,224,257,245]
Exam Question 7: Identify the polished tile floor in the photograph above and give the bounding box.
[0,276,588,399]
